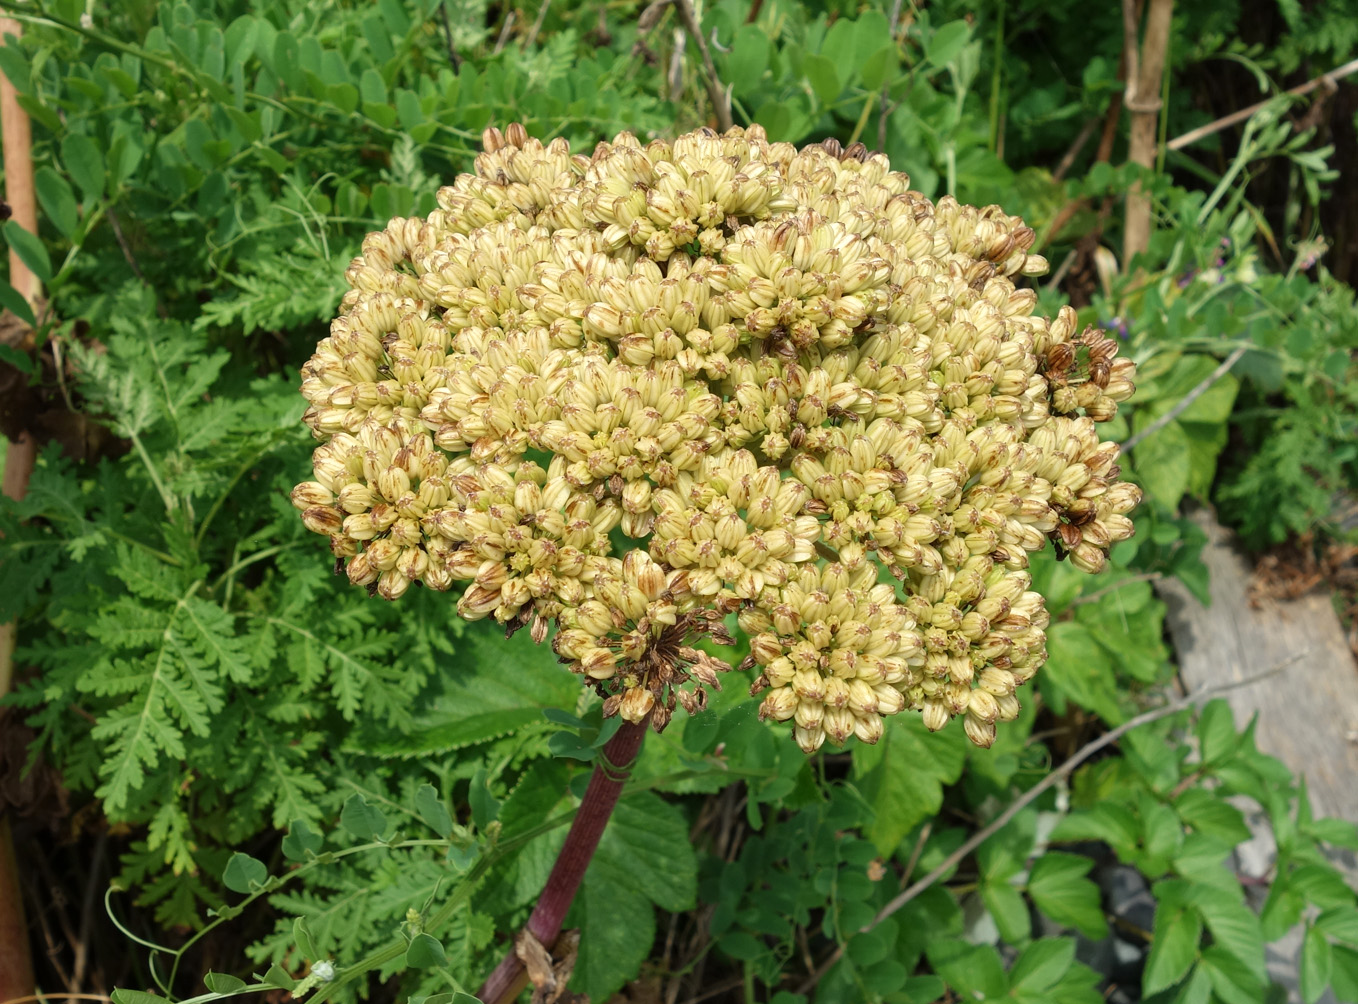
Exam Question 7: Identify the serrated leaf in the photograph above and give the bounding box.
[1302,926,1333,1004]
[981,880,1030,943]
[222,852,267,893]
[1144,905,1202,994]
[926,940,1006,999]
[568,792,697,1000]
[340,793,387,840]
[415,784,453,838]
[852,713,966,855]
[1028,852,1108,939]
[1009,937,1076,992]
[405,933,449,968]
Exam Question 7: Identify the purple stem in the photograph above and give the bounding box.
[477,717,649,1004]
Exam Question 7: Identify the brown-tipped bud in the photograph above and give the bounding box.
[963,713,996,748]
[292,481,334,510]
[300,506,344,535]
[619,686,656,723]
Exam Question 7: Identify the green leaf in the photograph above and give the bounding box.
[1143,904,1202,994]
[293,916,318,960]
[853,713,966,855]
[112,992,167,1004]
[802,53,840,106]
[221,852,267,894]
[569,792,698,1000]
[468,765,500,829]
[1174,789,1250,844]
[981,880,1031,943]
[340,793,387,840]
[415,784,453,838]
[3,220,51,282]
[727,24,770,94]
[405,933,449,969]
[60,132,105,201]
[1010,937,1076,992]
[1199,946,1265,1004]
[1197,892,1264,980]
[926,21,971,66]
[1317,906,1358,946]
[1028,852,1108,939]
[1331,944,1358,1001]
[203,972,247,994]
[35,167,78,239]
[1041,622,1121,723]
[1132,418,1192,508]
[281,818,323,860]
[1302,926,1333,1004]
[260,964,295,991]
[927,940,1007,999]
[0,278,35,325]
[345,623,578,757]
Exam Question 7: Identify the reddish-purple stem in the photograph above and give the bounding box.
[477,718,648,1004]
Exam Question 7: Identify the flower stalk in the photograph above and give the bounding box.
[477,717,650,1004]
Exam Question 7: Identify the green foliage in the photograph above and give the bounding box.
[4,0,1358,1002]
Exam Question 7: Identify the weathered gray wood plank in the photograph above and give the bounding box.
[1156,508,1358,823]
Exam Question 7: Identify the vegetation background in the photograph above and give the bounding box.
[1,0,1357,1002]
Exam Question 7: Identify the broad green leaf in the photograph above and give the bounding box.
[1143,905,1202,994]
[569,792,697,1000]
[1200,946,1265,1004]
[1174,788,1250,844]
[926,940,1006,999]
[1317,906,1358,946]
[1132,418,1192,509]
[405,933,449,968]
[926,21,971,66]
[1331,944,1358,1000]
[1041,622,1122,723]
[853,713,967,855]
[113,992,168,1004]
[1028,852,1107,939]
[727,24,770,94]
[281,818,323,860]
[294,916,318,959]
[1197,892,1264,980]
[415,784,453,838]
[0,278,34,325]
[203,972,247,994]
[221,852,267,893]
[345,623,578,757]
[802,53,840,106]
[60,132,105,200]
[3,220,51,281]
[1009,937,1076,992]
[260,964,295,990]
[339,793,387,840]
[1302,926,1333,1004]
[981,879,1030,943]
[35,167,78,238]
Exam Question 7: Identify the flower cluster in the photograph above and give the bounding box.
[292,124,1141,752]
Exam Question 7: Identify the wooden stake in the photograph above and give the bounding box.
[1121,0,1174,269]
[0,14,40,1002]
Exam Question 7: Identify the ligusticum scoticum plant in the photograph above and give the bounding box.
[290,123,1140,754]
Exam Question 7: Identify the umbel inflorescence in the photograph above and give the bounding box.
[292,123,1140,753]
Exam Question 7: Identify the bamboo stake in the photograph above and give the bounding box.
[1121,0,1174,268]
[0,14,39,1003]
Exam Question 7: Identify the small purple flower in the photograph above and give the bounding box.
[1177,268,1197,289]
[1101,316,1129,340]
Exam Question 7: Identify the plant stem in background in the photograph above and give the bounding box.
[0,14,38,1003]
[477,718,650,1004]
[1122,0,1174,267]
